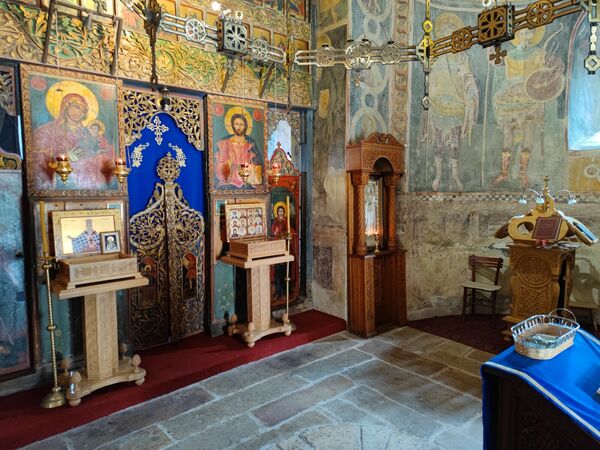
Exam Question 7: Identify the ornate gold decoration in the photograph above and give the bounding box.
[130,153,205,348]
[0,2,116,73]
[0,3,311,107]
[477,5,514,48]
[267,110,302,144]
[113,158,130,184]
[0,148,21,170]
[526,1,556,27]
[451,28,476,53]
[0,65,16,116]
[47,154,73,182]
[517,255,551,285]
[121,88,204,150]
[269,145,299,177]
[156,151,180,181]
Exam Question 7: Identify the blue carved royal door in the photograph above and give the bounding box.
[123,90,206,349]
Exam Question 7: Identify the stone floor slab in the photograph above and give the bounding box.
[359,339,446,377]
[394,332,449,354]
[163,374,307,440]
[378,327,428,345]
[235,411,332,450]
[342,385,441,438]
[293,349,372,381]
[253,374,353,426]
[64,385,213,450]
[319,399,386,428]
[466,348,495,363]
[431,367,482,399]
[23,436,69,450]
[173,414,259,450]
[97,425,173,450]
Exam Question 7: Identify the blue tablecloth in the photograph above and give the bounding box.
[482,329,600,447]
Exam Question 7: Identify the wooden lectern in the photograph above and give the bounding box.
[503,244,576,327]
[52,255,148,406]
[223,253,294,347]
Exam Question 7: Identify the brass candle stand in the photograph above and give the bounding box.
[282,232,292,328]
[40,254,66,408]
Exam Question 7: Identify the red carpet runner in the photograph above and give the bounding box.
[0,310,346,449]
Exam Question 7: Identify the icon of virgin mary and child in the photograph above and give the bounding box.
[32,80,115,190]
[214,106,263,189]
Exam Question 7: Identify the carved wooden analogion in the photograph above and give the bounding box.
[346,133,407,337]
[504,244,575,326]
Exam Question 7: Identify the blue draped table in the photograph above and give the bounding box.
[482,329,600,449]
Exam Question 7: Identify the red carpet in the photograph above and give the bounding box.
[409,313,600,355]
[0,310,346,450]
[408,314,512,355]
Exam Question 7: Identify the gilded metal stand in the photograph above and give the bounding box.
[283,233,292,327]
[40,255,66,409]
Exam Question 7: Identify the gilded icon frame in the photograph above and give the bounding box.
[51,209,122,259]
[207,95,268,194]
[21,64,125,198]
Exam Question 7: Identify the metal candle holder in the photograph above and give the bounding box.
[239,163,250,185]
[40,255,66,408]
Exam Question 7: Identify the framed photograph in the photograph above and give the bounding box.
[532,216,562,242]
[224,201,267,241]
[51,209,122,259]
[207,95,267,194]
[21,64,125,197]
[101,231,121,254]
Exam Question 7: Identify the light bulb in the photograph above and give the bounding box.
[211,1,221,11]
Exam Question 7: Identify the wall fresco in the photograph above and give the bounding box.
[348,0,393,143]
[311,20,347,318]
[408,2,577,193]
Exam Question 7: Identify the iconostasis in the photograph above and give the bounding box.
[0,62,306,379]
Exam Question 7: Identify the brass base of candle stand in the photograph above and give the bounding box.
[41,386,66,409]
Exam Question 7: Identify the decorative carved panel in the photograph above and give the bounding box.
[121,89,204,149]
[129,154,205,348]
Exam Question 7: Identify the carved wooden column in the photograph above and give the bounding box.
[352,172,370,256]
[384,174,401,251]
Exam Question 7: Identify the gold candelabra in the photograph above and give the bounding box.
[269,161,281,186]
[113,158,130,184]
[48,154,72,183]
[239,163,250,185]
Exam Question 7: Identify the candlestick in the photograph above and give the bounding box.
[39,201,49,257]
[286,196,291,233]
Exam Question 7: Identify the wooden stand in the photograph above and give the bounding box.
[53,276,148,406]
[346,133,407,337]
[503,244,576,336]
[222,254,294,347]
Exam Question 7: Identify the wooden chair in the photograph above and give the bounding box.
[462,255,503,327]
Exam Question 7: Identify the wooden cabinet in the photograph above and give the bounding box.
[346,133,407,337]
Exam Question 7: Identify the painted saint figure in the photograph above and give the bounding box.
[271,205,289,299]
[67,219,100,254]
[215,113,260,188]
[32,90,114,189]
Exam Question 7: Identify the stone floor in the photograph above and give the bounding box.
[24,327,493,450]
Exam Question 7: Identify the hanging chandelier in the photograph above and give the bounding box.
[293,0,599,103]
